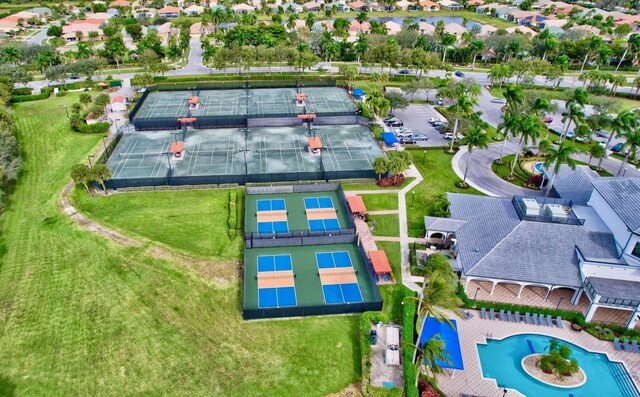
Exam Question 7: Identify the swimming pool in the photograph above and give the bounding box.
[477,334,640,397]
[420,317,464,370]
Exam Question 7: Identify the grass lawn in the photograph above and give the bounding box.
[406,149,483,237]
[361,193,399,211]
[376,241,413,323]
[369,214,400,237]
[342,177,415,191]
[72,189,244,260]
[0,93,362,396]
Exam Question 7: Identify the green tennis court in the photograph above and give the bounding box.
[245,190,351,234]
[243,243,378,310]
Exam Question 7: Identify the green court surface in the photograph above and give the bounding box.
[134,87,357,121]
[245,190,351,234]
[243,243,377,309]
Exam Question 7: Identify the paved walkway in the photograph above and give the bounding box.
[398,165,423,295]
[369,210,399,215]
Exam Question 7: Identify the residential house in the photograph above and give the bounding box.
[521,14,552,28]
[506,10,538,24]
[62,19,104,41]
[384,20,402,35]
[348,20,370,34]
[348,1,368,11]
[466,0,485,6]
[184,5,204,15]
[506,25,538,36]
[109,0,130,7]
[29,7,53,17]
[444,22,467,38]
[370,1,395,11]
[570,25,601,36]
[420,0,441,11]
[333,1,351,12]
[538,18,568,30]
[107,8,120,17]
[134,8,157,18]
[475,4,496,14]
[158,6,181,18]
[303,1,321,12]
[85,12,116,22]
[438,0,464,10]
[156,21,178,43]
[0,11,43,33]
[541,1,584,15]
[476,23,497,37]
[281,2,303,13]
[418,21,436,34]
[232,4,255,14]
[494,6,516,19]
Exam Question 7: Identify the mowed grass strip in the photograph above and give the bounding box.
[407,150,483,237]
[360,193,398,211]
[0,93,361,396]
[369,214,400,237]
[375,242,412,323]
[72,188,244,260]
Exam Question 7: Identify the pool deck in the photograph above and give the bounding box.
[434,309,640,397]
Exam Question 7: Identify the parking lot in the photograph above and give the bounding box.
[387,104,452,147]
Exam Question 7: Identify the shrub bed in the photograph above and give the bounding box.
[11,89,51,103]
[403,298,419,397]
[78,122,110,134]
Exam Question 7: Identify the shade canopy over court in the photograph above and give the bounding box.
[346,196,367,214]
[369,250,392,274]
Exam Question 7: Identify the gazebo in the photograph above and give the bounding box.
[369,250,394,284]
[346,195,367,218]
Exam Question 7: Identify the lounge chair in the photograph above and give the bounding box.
[480,308,486,319]
[556,316,563,329]
[614,338,622,351]
[531,313,538,325]
[547,314,553,327]
[624,339,633,352]
[514,311,520,323]
[525,312,531,324]
[507,311,513,322]
[499,309,506,321]
[633,340,640,353]
[489,308,496,320]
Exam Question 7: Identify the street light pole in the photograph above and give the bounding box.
[64,104,69,118]
[556,297,564,310]
[87,154,95,169]
[423,150,426,164]
[411,190,415,208]
[102,135,108,154]
[473,287,480,301]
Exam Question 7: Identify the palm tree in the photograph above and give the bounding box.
[587,142,606,167]
[469,40,484,71]
[355,11,368,24]
[497,112,521,162]
[286,14,296,30]
[560,103,585,141]
[373,156,389,180]
[70,164,94,198]
[502,84,524,113]
[601,110,637,168]
[617,128,640,176]
[543,140,578,197]
[92,163,111,194]
[440,33,457,63]
[511,116,545,178]
[447,95,477,153]
[460,127,489,185]
[414,335,452,387]
[567,87,589,108]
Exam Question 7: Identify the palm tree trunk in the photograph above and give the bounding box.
[83,182,94,198]
[449,117,459,153]
[616,47,628,73]
[588,154,593,166]
[545,171,557,197]
[472,54,477,71]
[463,150,472,183]
[498,135,509,160]
[100,181,108,195]
[509,138,523,178]
[617,152,630,176]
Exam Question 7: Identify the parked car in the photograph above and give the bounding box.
[454,71,465,77]
[395,130,414,138]
[397,69,410,75]
[413,134,428,141]
[399,137,416,144]
[432,120,444,126]
[370,329,378,345]
[596,130,611,139]
[395,127,412,134]
[443,133,459,141]
[384,116,398,123]
[435,123,449,131]
[599,139,608,148]
[387,120,403,127]
[565,131,575,139]
[611,142,624,152]
[435,98,443,106]
[428,117,440,124]
[69,75,80,80]
[491,98,507,104]
[576,135,588,143]
[543,116,553,123]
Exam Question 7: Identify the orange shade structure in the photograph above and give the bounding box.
[369,250,392,274]
[308,137,322,150]
[296,93,306,101]
[346,196,367,214]
[177,117,196,123]
[297,113,316,120]
[170,141,184,154]
[188,96,199,104]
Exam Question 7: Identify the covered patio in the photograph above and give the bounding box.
[369,249,395,285]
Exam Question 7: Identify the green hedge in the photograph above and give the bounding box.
[78,122,110,134]
[11,89,51,103]
[12,87,32,95]
[402,298,419,397]
[228,190,237,238]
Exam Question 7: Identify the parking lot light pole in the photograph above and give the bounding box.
[102,135,108,154]
[411,191,415,208]
[87,154,95,169]
[423,150,426,164]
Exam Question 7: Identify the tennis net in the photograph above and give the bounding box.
[318,268,357,277]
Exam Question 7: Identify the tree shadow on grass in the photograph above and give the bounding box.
[0,374,16,397]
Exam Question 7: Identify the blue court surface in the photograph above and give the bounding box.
[308,218,340,232]
[257,220,288,234]
[316,251,353,269]
[257,255,293,272]
[322,283,363,304]
[257,198,286,212]
[259,286,297,308]
[304,197,334,209]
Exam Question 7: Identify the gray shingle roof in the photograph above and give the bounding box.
[423,216,466,232]
[549,165,599,205]
[447,193,619,288]
[592,178,640,233]
[587,277,640,301]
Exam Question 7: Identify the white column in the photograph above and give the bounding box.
[517,284,525,299]
[465,277,470,290]
[626,311,640,330]
[544,286,553,301]
[490,281,497,296]
[571,289,583,305]
[585,294,601,323]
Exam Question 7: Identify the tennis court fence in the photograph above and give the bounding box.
[245,230,356,249]
[243,299,382,320]
[357,241,386,302]
[246,183,342,195]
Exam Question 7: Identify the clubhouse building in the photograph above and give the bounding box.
[425,165,640,329]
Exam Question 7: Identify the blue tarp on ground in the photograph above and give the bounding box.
[381,132,399,146]
[352,88,365,99]
[419,317,464,370]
